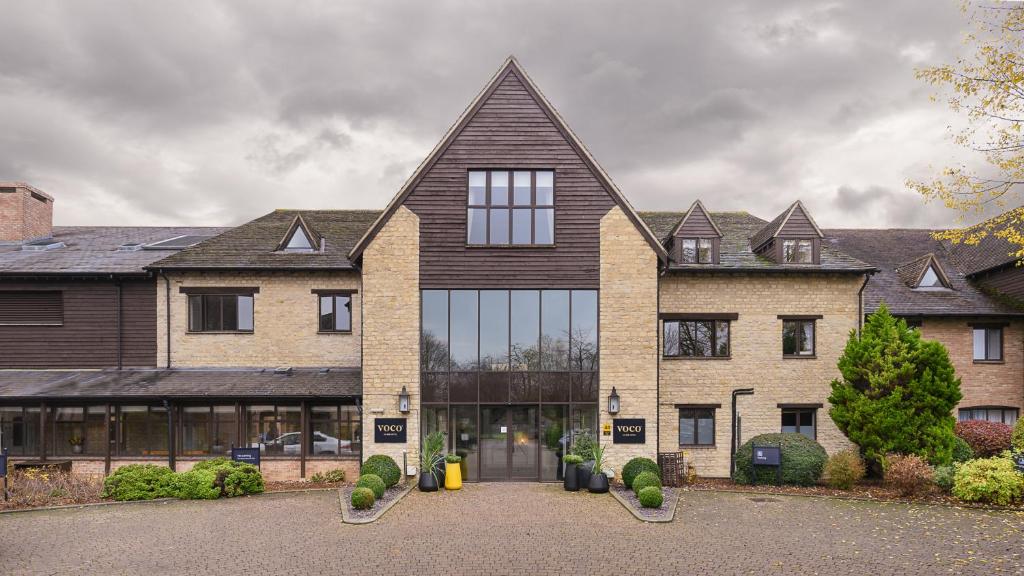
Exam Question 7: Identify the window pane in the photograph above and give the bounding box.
[697,413,714,445]
[51,406,84,456]
[797,240,813,263]
[510,372,539,402]
[571,372,598,403]
[681,239,697,263]
[540,372,570,402]
[181,406,211,456]
[204,295,222,331]
[664,321,680,356]
[450,290,478,370]
[536,171,553,205]
[715,321,730,356]
[541,290,570,370]
[783,321,798,355]
[467,208,487,244]
[534,209,554,244]
[319,296,334,331]
[799,410,814,428]
[222,295,239,330]
[919,266,941,287]
[468,171,486,204]
[490,171,509,205]
[973,328,986,360]
[120,406,167,457]
[479,372,509,403]
[783,240,796,263]
[188,295,203,332]
[489,208,509,244]
[781,411,797,433]
[987,328,1002,360]
[682,321,712,357]
[479,290,509,371]
[570,290,598,371]
[212,405,237,455]
[422,373,448,403]
[285,229,312,251]
[513,171,531,205]
[334,295,351,331]
[1,407,41,457]
[421,290,449,371]
[449,372,478,402]
[237,295,253,331]
[510,290,540,370]
[512,209,532,244]
[698,239,712,263]
[800,321,814,355]
[679,414,695,445]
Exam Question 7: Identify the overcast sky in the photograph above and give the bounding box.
[0,1,995,229]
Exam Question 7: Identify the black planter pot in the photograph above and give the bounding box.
[563,463,579,491]
[587,472,609,493]
[576,460,595,488]
[418,471,438,492]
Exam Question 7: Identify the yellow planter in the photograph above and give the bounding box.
[445,462,462,490]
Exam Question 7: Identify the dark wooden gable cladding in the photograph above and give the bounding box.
[754,201,824,265]
[406,67,616,289]
[670,201,722,264]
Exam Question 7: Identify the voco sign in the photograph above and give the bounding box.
[374,418,408,443]
[612,418,646,444]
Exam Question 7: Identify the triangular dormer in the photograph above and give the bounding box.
[670,200,722,264]
[750,200,824,264]
[897,253,952,289]
[277,213,322,253]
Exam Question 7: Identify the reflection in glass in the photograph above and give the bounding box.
[450,290,478,370]
[541,372,570,403]
[513,171,531,205]
[309,405,359,456]
[510,372,539,403]
[535,208,554,244]
[422,373,449,403]
[468,171,487,204]
[480,406,508,480]
[247,405,301,456]
[541,405,568,481]
[479,290,509,370]
[453,406,478,481]
[490,171,509,204]
[512,208,531,244]
[0,406,41,456]
[467,208,487,244]
[664,321,680,356]
[479,372,509,403]
[570,290,598,371]
[536,171,554,205]
[510,290,540,370]
[510,406,538,479]
[541,290,569,370]
[421,290,449,371]
[489,208,509,244]
[449,372,478,402]
[119,405,168,457]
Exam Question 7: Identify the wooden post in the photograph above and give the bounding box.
[300,401,307,479]
[104,403,112,475]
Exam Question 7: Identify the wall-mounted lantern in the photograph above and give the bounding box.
[398,386,411,414]
[607,387,620,415]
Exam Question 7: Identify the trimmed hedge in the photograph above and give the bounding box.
[621,457,660,489]
[191,457,264,497]
[952,436,974,463]
[955,420,1013,457]
[637,486,663,508]
[357,473,386,499]
[733,433,827,487]
[632,471,661,495]
[168,469,221,500]
[102,464,175,501]
[102,459,264,502]
[361,455,402,488]
[952,454,1024,505]
[351,487,375,510]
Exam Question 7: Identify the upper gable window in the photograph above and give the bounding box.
[283,229,314,253]
[782,239,813,264]
[467,170,554,246]
[680,238,713,264]
[917,265,946,289]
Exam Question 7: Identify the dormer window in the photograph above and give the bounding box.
[919,265,943,288]
[680,238,713,263]
[782,239,813,264]
[284,228,314,252]
[898,254,951,290]
[467,169,554,246]
[277,214,321,253]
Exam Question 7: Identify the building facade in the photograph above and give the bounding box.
[1,58,1022,481]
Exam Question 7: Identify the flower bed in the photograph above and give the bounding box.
[611,483,677,521]
[0,468,105,511]
[341,484,410,522]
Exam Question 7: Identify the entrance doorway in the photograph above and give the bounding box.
[480,405,538,481]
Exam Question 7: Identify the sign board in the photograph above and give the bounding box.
[231,447,261,468]
[374,418,407,443]
[612,418,646,444]
[752,446,781,466]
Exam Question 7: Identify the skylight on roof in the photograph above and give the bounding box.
[21,239,65,252]
[143,235,212,250]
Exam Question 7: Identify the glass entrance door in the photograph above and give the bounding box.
[479,405,539,481]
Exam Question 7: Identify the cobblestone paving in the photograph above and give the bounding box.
[2,485,1022,575]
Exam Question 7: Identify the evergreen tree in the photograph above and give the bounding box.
[828,304,962,469]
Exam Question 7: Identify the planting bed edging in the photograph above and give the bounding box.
[340,482,414,524]
[609,485,679,523]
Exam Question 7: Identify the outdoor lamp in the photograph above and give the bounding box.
[398,386,410,413]
[607,387,620,415]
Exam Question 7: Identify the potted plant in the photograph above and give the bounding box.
[418,436,442,492]
[423,431,446,487]
[587,443,609,493]
[572,434,596,488]
[563,454,583,491]
[68,436,84,455]
[444,453,462,490]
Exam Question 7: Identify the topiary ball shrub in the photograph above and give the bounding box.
[361,455,402,488]
[621,457,660,489]
[356,473,386,499]
[102,464,175,501]
[884,454,935,497]
[733,433,828,486]
[933,465,956,493]
[955,420,1013,457]
[563,454,583,465]
[952,436,975,463]
[637,486,664,508]
[822,449,866,490]
[952,454,1024,505]
[351,487,376,510]
[168,469,221,500]
[632,471,662,496]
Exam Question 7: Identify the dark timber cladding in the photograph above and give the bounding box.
[405,67,612,288]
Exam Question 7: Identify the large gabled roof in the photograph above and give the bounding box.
[347,56,667,263]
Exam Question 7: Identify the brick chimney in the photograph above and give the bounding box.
[0,183,54,243]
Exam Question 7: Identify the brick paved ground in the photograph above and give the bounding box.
[1,484,1022,575]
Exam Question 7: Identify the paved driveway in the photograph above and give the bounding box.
[1,485,1022,575]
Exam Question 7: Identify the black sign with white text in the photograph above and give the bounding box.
[374,418,407,443]
[231,447,261,468]
[612,419,646,444]
[752,445,781,467]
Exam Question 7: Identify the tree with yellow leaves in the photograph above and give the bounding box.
[910,1,1024,259]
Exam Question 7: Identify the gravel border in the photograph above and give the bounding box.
[609,484,678,523]
[340,482,414,524]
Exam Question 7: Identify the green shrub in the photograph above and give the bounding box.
[884,454,934,497]
[356,473,386,499]
[571,434,596,461]
[637,486,663,508]
[190,457,232,473]
[952,454,1024,505]
[1011,417,1024,453]
[351,487,375,510]
[632,471,662,495]
[445,453,461,464]
[191,458,264,497]
[168,469,221,500]
[562,454,583,465]
[823,449,866,490]
[952,436,974,463]
[361,455,401,488]
[733,433,828,486]
[310,469,346,483]
[933,465,956,493]
[102,464,175,501]
[621,457,660,489]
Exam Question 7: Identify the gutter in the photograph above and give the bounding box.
[857,271,874,335]
[160,270,172,369]
[730,388,754,477]
[115,278,123,370]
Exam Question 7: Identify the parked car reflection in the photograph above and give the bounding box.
[255,431,350,455]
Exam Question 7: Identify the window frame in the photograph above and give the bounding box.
[971,325,1004,363]
[958,406,1019,425]
[781,317,817,358]
[781,238,815,264]
[663,319,731,359]
[679,238,714,264]
[316,291,354,334]
[466,169,555,246]
[678,406,716,447]
[186,294,255,333]
[781,407,817,440]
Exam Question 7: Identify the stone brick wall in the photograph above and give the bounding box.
[658,273,864,478]
[157,271,360,368]
[359,206,420,471]
[918,318,1023,415]
[599,206,659,474]
[0,184,53,243]
[45,457,358,481]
